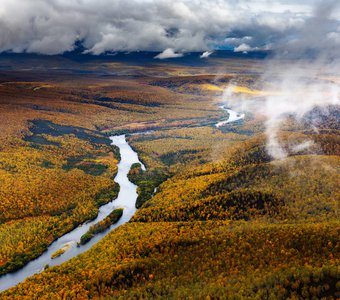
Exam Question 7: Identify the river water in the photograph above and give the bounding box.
[0,135,144,292]
[216,106,245,127]
[0,106,243,292]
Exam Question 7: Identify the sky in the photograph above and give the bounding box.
[0,0,339,56]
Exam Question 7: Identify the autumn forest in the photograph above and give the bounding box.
[0,52,338,300]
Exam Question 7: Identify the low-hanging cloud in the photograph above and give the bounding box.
[0,0,336,55]
[154,48,183,59]
[233,43,258,53]
[200,51,213,58]
[222,0,340,160]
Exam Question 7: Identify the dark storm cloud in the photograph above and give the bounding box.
[0,0,338,55]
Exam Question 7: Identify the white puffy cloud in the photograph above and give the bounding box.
[154,48,183,59]
[234,43,255,53]
[200,51,213,58]
[0,0,338,55]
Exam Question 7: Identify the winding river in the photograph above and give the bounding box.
[0,135,145,292]
[0,105,243,292]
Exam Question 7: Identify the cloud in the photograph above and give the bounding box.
[0,0,338,55]
[154,48,183,59]
[233,43,257,53]
[222,0,340,160]
[200,51,213,58]
[290,140,315,153]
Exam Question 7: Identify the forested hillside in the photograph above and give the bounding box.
[0,56,339,299]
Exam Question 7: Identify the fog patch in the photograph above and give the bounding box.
[222,0,340,160]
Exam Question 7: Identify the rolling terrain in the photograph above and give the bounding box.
[0,53,339,299]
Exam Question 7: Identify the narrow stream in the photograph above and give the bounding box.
[0,135,145,292]
[0,106,243,293]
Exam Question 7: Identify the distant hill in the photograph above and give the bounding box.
[0,49,268,69]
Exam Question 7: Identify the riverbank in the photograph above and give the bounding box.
[0,106,244,292]
[0,135,143,292]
